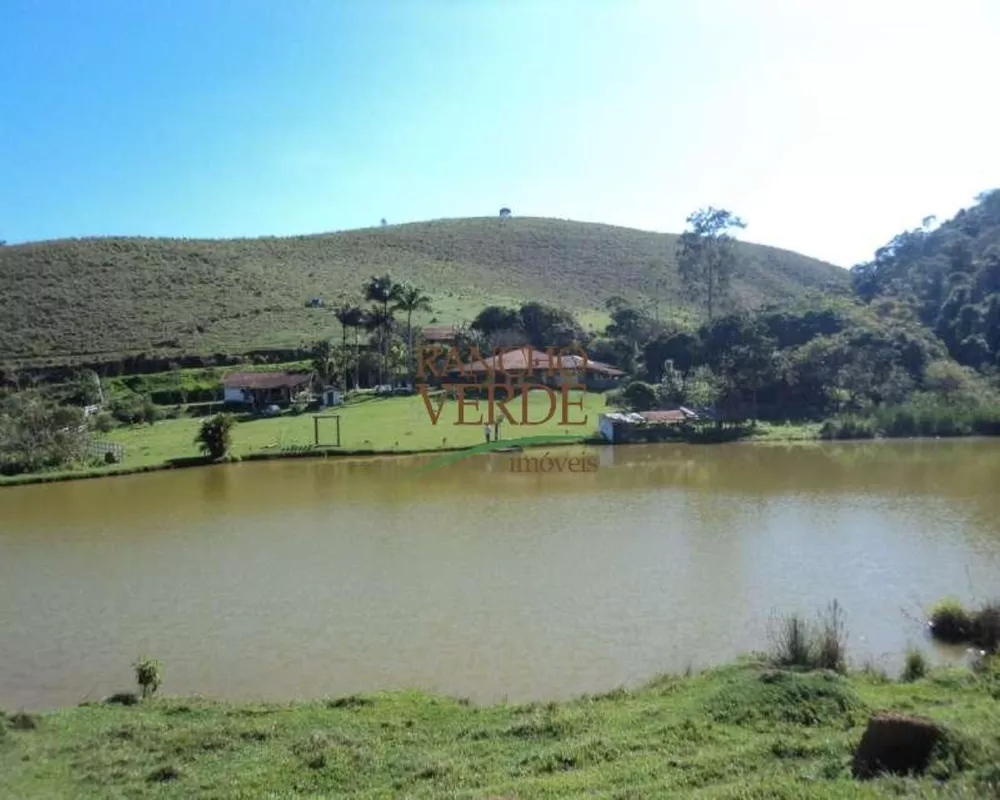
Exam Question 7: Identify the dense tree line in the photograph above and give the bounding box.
[469,302,585,349]
[459,198,1000,437]
[851,189,1000,371]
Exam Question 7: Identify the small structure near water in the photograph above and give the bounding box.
[599,407,753,444]
[599,408,698,443]
[320,387,343,407]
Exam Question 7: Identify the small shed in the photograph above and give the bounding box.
[598,408,698,443]
[222,371,314,408]
[320,387,343,407]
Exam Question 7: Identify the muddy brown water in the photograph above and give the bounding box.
[2,439,999,710]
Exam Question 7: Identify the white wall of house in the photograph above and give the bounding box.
[598,414,616,443]
[223,387,248,404]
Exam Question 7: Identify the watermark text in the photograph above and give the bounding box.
[508,451,599,473]
[415,344,591,427]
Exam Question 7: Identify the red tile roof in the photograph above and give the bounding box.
[461,348,624,376]
[421,325,460,342]
[464,348,549,373]
[222,371,313,390]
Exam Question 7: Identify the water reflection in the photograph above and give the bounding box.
[2,439,999,709]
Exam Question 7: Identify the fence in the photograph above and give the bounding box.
[87,439,126,461]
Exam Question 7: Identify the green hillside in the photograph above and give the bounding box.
[0,217,847,367]
[852,189,1000,370]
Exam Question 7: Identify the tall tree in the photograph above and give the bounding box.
[363,275,402,383]
[518,302,583,347]
[335,302,364,391]
[363,306,394,384]
[311,339,338,388]
[676,207,747,321]
[393,284,433,382]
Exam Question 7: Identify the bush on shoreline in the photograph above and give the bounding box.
[929,597,1000,653]
[820,397,1000,441]
[818,415,877,440]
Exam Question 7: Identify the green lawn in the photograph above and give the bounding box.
[749,421,823,442]
[99,390,609,469]
[3,659,999,798]
[0,399,838,487]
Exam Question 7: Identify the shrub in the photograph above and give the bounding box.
[872,395,1000,438]
[104,692,139,706]
[815,599,847,672]
[622,380,659,412]
[9,711,39,730]
[141,397,160,425]
[133,657,162,700]
[769,613,812,668]
[92,411,115,433]
[902,647,929,682]
[971,602,1000,654]
[195,414,235,460]
[818,415,876,440]
[927,598,1000,654]
[928,597,974,643]
[767,600,848,672]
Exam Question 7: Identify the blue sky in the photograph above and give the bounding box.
[2,0,998,266]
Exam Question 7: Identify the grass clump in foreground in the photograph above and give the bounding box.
[3,659,1000,797]
[767,599,848,673]
[901,647,930,683]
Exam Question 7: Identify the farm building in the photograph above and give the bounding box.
[421,325,461,345]
[222,372,314,409]
[598,409,699,443]
[456,347,625,390]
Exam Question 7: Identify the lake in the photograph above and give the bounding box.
[2,439,999,710]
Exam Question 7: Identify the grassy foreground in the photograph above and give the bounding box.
[3,659,999,798]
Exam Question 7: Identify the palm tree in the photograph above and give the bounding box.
[363,306,394,385]
[393,284,433,382]
[334,302,364,391]
[311,339,336,388]
[363,275,402,384]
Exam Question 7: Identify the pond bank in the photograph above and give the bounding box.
[0,437,601,488]
[3,657,998,797]
[10,419,1000,488]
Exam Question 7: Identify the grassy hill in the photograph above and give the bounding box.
[0,217,848,368]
